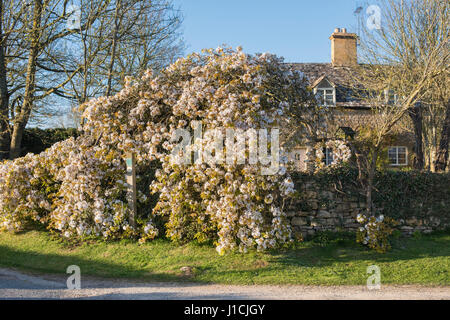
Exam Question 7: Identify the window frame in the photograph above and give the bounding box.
[388,146,408,166]
[314,87,336,106]
[384,88,398,105]
[323,147,334,166]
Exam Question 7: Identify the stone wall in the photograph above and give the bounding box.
[286,178,450,239]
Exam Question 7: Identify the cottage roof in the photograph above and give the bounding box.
[287,63,370,109]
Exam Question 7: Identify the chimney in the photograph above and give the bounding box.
[330,28,358,67]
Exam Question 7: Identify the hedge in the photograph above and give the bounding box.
[20,128,79,157]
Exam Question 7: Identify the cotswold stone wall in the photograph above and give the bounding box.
[288,172,450,239]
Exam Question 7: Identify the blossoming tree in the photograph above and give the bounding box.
[0,47,315,254]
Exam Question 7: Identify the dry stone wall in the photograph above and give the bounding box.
[287,175,450,239]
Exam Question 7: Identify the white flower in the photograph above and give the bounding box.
[264,194,273,204]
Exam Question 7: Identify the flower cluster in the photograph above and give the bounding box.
[0,153,51,231]
[0,47,312,254]
[0,136,150,241]
[315,139,351,171]
[356,214,398,253]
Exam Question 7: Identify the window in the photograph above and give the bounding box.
[292,149,307,171]
[388,147,408,166]
[323,148,334,166]
[384,89,398,105]
[316,88,335,106]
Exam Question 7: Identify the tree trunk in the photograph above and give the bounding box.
[0,0,10,160]
[105,0,121,97]
[9,0,42,159]
[366,148,378,216]
[408,103,424,170]
[435,99,450,172]
[305,136,317,174]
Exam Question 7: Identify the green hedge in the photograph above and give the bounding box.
[21,128,79,157]
[291,166,450,220]
[373,170,450,219]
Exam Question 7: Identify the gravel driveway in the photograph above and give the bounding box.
[0,268,448,300]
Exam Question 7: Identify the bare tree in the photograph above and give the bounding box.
[2,0,183,159]
[8,0,107,158]
[0,0,29,159]
[100,0,184,96]
[433,79,450,171]
[0,0,9,159]
[417,70,449,172]
[349,0,449,214]
[58,0,184,103]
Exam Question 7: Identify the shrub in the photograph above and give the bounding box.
[356,214,398,253]
[0,154,51,231]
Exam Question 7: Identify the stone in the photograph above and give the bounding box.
[317,210,331,218]
[306,191,318,198]
[308,201,319,210]
[320,191,334,200]
[310,220,320,227]
[406,217,418,226]
[430,217,441,227]
[286,211,297,217]
[343,212,352,218]
[304,182,314,189]
[292,217,308,226]
[322,219,335,226]
[344,218,355,224]
[350,202,359,209]
[180,266,194,276]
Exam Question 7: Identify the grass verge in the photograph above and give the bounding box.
[0,230,448,285]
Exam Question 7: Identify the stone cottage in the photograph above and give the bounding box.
[286,28,415,171]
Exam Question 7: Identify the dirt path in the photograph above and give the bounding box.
[0,268,448,300]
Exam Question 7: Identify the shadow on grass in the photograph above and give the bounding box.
[0,245,192,285]
[266,231,450,268]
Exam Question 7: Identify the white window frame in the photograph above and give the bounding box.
[314,87,336,106]
[388,146,408,166]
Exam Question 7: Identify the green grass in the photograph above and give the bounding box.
[0,229,449,286]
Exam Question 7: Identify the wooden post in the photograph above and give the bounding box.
[125,152,137,228]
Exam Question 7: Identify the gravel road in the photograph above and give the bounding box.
[0,268,448,300]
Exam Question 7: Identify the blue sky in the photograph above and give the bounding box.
[173,0,364,63]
